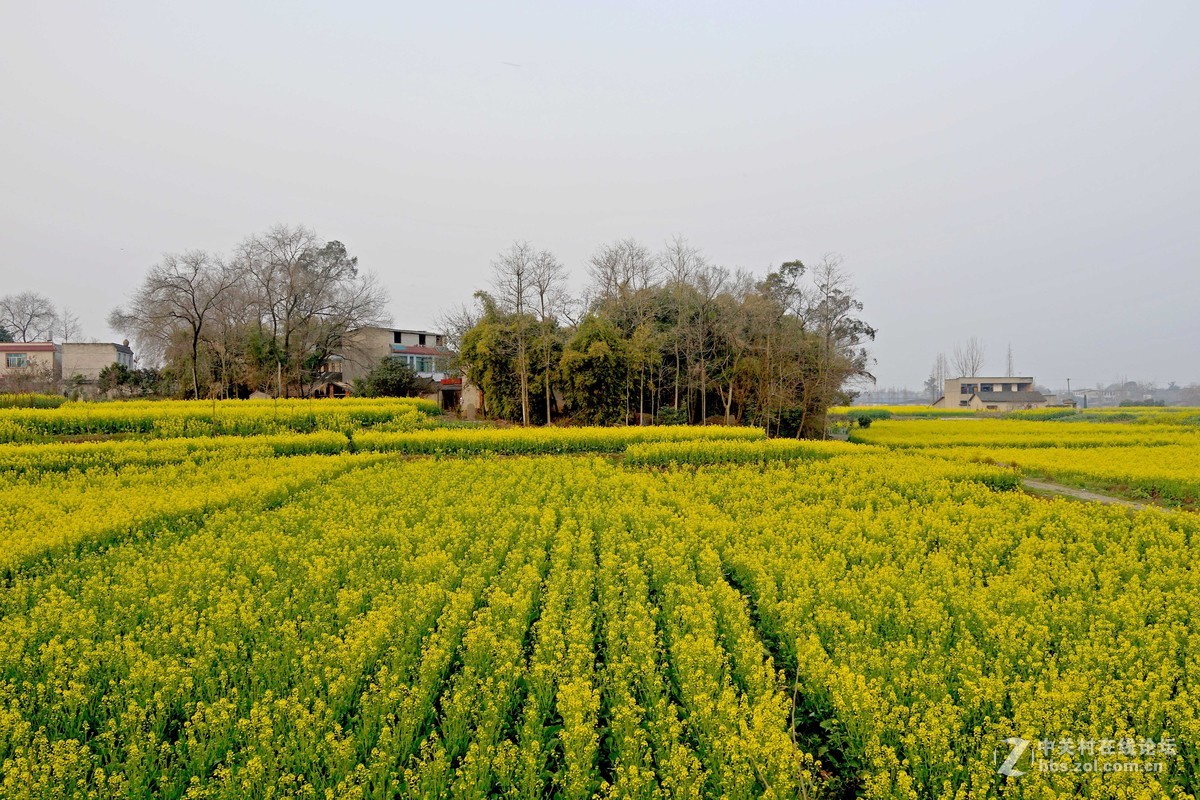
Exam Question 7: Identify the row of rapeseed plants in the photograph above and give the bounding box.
[1,402,1198,798]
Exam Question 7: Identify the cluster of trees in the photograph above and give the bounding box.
[109,225,389,398]
[93,363,171,397]
[445,238,875,437]
[0,292,81,343]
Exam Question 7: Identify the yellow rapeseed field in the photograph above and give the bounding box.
[0,400,1196,798]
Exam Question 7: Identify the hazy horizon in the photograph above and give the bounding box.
[2,1,1197,390]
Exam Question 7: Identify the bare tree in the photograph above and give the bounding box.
[660,235,706,409]
[492,241,535,425]
[587,238,658,305]
[712,272,757,424]
[688,261,730,423]
[436,301,482,355]
[952,336,986,377]
[529,248,568,424]
[805,255,876,435]
[0,292,58,342]
[56,307,82,342]
[238,225,388,395]
[109,250,239,398]
[925,352,949,401]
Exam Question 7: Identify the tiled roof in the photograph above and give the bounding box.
[0,342,57,352]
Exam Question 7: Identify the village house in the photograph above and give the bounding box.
[314,326,475,411]
[0,342,61,392]
[932,376,1050,411]
[61,341,135,393]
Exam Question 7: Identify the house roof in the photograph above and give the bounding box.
[0,342,58,352]
[953,376,1034,382]
[63,342,133,354]
[363,326,444,337]
[975,391,1047,403]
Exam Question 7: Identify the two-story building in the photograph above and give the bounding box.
[932,376,1049,411]
[62,341,135,391]
[0,342,61,391]
[315,327,464,409]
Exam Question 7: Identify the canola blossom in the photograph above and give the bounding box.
[0,397,441,442]
[936,444,1200,507]
[852,418,1200,449]
[0,402,1197,798]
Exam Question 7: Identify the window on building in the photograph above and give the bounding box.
[393,331,403,344]
[5,353,27,368]
[418,333,427,346]
[980,383,993,392]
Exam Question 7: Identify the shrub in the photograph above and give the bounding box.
[655,408,688,426]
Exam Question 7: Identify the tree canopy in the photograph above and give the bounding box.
[451,239,875,437]
[109,224,389,398]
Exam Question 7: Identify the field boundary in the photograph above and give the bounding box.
[1021,477,1149,510]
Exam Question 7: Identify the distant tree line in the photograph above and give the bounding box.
[444,238,876,437]
[109,224,389,398]
[0,292,81,343]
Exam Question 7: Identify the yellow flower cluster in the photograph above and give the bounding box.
[354,423,764,455]
[857,413,1200,508]
[829,405,978,418]
[624,437,869,466]
[938,444,1200,507]
[854,418,1200,449]
[0,414,1196,798]
[0,393,67,409]
[0,448,378,575]
[0,397,440,441]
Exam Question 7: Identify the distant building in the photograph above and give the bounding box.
[315,326,463,409]
[62,341,135,387]
[0,342,60,391]
[932,376,1050,411]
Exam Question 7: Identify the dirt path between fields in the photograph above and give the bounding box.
[1020,478,1149,510]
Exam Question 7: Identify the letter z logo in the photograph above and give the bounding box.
[997,737,1030,777]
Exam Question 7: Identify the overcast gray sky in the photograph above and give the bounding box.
[2,1,1197,390]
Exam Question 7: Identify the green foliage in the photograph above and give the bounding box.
[98,364,169,397]
[97,363,132,394]
[776,401,828,439]
[0,326,12,343]
[560,316,628,425]
[655,407,688,426]
[359,357,428,398]
[458,305,531,421]
[856,414,873,428]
